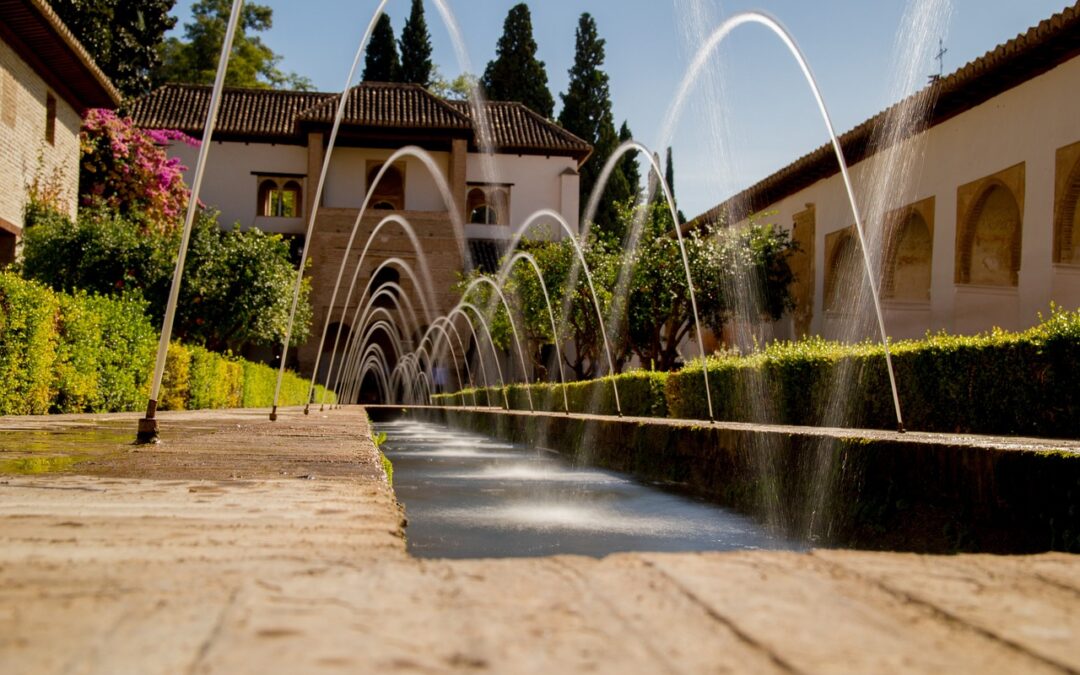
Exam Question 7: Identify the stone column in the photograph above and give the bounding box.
[447,138,468,220]
[306,131,325,217]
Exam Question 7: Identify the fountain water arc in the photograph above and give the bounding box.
[137,0,244,443]
[458,301,511,410]
[659,10,904,431]
[270,0,389,421]
[461,277,535,412]
[315,213,437,411]
[498,209,622,416]
[582,139,715,421]
[415,329,465,402]
[300,146,461,415]
[430,317,479,406]
[339,306,412,404]
[495,251,570,414]
[328,258,435,400]
[445,307,496,403]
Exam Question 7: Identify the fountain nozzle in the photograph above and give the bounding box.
[269,405,278,422]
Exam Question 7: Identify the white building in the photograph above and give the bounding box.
[0,0,120,265]
[694,2,1080,340]
[128,82,590,379]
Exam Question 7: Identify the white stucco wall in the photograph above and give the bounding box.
[0,37,81,230]
[324,148,451,212]
[731,54,1080,339]
[466,153,580,239]
[168,140,308,233]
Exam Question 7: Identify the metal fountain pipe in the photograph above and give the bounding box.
[583,140,715,421]
[659,11,905,432]
[461,278,535,412]
[269,0,389,422]
[458,302,510,410]
[297,146,470,416]
[137,0,244,444]
[324,256,433,400]
[498,209,623,416]
[314,214,437,411]
[496,250,573,415]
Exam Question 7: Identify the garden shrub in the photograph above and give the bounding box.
[0,273,59,414]
[0,274,328,415]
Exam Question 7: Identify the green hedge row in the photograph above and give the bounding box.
[0,273,334,415]
[433,307,1080,438]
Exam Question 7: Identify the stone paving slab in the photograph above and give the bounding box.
[0,407,1077,674]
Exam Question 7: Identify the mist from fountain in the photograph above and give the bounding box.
[460,278,536,411]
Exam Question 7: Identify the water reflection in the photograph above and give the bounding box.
[377,420,798,559]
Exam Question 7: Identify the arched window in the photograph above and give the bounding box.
[366,267,401,309]
[367,163,405,211]
[465,185,509,225]
[884,210,932,301]
[257,178,302,218]
[960,184,1021,286]
[824,229,856,311]
[1055,158,1080,264]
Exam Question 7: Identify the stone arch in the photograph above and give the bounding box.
[959,182,1022,286]
[824,228,857,311]
[884,209,932,301]
[1054,156,1080,264]
[367,163,404,211]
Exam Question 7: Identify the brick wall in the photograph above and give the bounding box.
[298,208,466,380]
[0,37,81,233]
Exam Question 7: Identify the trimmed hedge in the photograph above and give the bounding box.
[432,308,1080,438]
[0,273,334,414]
[432,370,669,418]
[667,308,1080,437]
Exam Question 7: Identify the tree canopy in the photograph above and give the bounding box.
[559,13,632,240]
[50,0,177,97]
[481,3,554,118]
[154,0,312,90]
[399,0,434,87]
[363,12,401,82]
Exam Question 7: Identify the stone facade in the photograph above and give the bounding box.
[0,37,81,261]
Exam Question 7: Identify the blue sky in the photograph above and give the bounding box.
[170,0,1072,218]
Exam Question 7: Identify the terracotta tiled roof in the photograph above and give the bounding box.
[692,1,1080,227]
[125,84,335,141]
[298,82,472,129]
[126,82,592,159]
[448,100,592,161]
[0,0,121,109]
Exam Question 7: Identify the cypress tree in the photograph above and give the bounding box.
[480,3,554,118]
[618,121,641,201]
[363,13,401,82]
[559,13,631,238]
[399,0,434,87]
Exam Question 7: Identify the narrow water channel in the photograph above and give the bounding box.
[376,419,797,559]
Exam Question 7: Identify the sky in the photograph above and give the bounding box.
[169,0,1073,219]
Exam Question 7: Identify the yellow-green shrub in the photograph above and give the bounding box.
[159,342,191,410]
[0,273,58,414]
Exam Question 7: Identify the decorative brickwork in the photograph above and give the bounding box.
[823,226,856,311]
[790,204,815,336]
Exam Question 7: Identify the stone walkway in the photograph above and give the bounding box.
[0,408,1077,673]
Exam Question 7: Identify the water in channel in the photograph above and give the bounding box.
[376,419,798,559]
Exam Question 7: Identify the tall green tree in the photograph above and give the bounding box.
[618,121,641,200]
[50,0,177,96]
[559,13,631,239]
[399,0,433,87]
[652,146,687,223]
[363,13,401,82]
[154,0,312,90]
[480,3,554,118]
